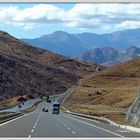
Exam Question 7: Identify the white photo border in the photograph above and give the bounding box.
[0,0,140,140]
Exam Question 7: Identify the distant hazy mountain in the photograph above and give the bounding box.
[22,28,140,57]
[22,31,86,57]
[73,46,140,66]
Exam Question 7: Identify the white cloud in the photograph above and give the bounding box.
[115,21,140,29]
[14,4,64,22]
[64,4,140,30]
[0,4,140,31]
[0,6,18,21]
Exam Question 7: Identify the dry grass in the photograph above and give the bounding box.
[0,96,21,109]
[64,58,140,123]
[64,103,126,124]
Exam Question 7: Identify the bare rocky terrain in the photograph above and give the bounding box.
[0,31,104,107]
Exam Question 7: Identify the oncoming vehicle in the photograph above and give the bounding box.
[18,104,22,108]
[51,100,60,114]
[42,108,45,112]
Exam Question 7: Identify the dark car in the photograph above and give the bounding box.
[48,99,51,103]
[18,104,22,108]
[42,108,45,112]
[45,109,48,112]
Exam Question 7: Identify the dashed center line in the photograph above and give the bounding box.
[29,110,42,135]
[72,131,76,134]
[67,127,71,130]
[56,116,76,135]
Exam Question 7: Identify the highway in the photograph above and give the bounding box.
[0,101,140,137]
[0,98,41,113]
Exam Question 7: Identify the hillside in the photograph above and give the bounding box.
[63,57,140,124]
[23,28,140,57]
[74,46,140,66]
[0,31,104,106]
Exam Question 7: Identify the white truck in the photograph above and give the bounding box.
[51,100,60,114]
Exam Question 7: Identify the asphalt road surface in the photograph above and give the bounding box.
[0,102,140,137]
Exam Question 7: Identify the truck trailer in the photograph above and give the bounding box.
[51,100,60,114]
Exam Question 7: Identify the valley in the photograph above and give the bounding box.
[0,31,104,108]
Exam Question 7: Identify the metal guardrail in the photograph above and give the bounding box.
[0,100,43,123]
[63,111,111,124]
[0,112,16,118]
[64,110,140,134]
[0,112,21,122]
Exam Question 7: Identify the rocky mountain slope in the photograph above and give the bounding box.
[74,46,140,66]
[0,31,104,103]
[125,91,140,126]
[23,28,140,57]
[63,56,140,124]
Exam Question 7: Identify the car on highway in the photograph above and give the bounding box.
[48,99,51,103]
[18,104,22,108]
[42,108,45,112]
[42,108,48,112]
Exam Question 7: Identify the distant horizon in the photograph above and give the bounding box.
[1,27,140,40]
[0,3,139,38]
[22,27,140,39]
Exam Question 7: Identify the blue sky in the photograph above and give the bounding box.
[0,3,139,39]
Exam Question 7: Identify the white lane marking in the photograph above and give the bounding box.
[33,126,36,129]
[31,129,34,133]
[72,131,76,134]
[67,127,71,130]
[0,104,41,126]
[28,135,31,137]
[62,113,100,123]
[55,117,64,125]
[116,129,130,133]
[64,114,125,138]
[34,111,42,126]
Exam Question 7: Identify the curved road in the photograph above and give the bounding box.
[0,98,41,113]
[0,102,140,137]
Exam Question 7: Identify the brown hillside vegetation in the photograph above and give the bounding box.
[64,58,140,123]
[0,31,104,107]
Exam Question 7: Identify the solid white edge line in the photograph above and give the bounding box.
[0,103,41,126]
[63,112,100,123]
[64,114,125,138]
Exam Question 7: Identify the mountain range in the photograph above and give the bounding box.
[73,46,140,66]
[22,28,140,57]
[0,30,104,103]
